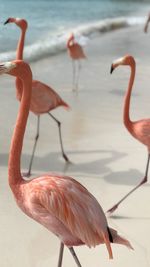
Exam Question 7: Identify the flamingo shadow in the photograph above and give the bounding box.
[0,149,126,177]
[104,169,150,187]
[109,89,138,97]
[108,214,150,221]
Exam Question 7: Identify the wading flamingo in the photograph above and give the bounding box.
[67,33,86,91]
[4,17,70,177]
[107,55,150,214]
[1,60,132,267]
[144,12,150,33]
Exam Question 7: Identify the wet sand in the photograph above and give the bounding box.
[0,25,150,266]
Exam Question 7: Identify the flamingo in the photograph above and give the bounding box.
[4,17,70,177]
[0,59,132,266]
[67,33,86,91]
[144,12,150,33]
[107,55,150,214]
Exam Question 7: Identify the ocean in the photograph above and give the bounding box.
[0,0,150,62]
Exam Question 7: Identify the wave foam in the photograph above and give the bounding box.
[0,16,145,63]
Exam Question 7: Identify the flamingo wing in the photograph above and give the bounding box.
[132,119,150,146]
[30,80,69,114]
[68,44,86,59]
[29,175,108,248]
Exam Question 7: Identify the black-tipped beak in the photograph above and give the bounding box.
[0,64,7,74]
[4,19,9,25]
[110,64,114,74]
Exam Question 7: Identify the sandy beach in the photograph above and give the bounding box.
[0,24,150,267]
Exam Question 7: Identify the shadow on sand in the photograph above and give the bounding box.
[0,149,126,177]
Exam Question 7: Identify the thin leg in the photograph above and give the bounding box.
[57,243,64,267]
[107,153,150,214]
[48,112,70,163]
[69,247,82,267]
[75,60,82,91]
[25,115,40,177]
[72,59,76,91]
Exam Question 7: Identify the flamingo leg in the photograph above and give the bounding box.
[57,242,64,267]
[72,59,76,91]
[75,60,82,91]
[69,247,82,267]
[107,153,150,214]
[25,115,40,177]
[48,112,70,163]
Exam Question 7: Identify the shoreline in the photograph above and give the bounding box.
[0,14,148,63]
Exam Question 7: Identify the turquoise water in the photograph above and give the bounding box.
[0,0,150,61]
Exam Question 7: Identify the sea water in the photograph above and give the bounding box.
[0,0,150,62]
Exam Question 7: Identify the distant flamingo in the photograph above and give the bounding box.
[1,59,132,267]
[144,12,150,33]
[107,55,150,214]
[67,33,86,91]
[4,17,70,177]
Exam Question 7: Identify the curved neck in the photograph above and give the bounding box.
[16,28,26,60]
[67,37,74,48]
[8,71,32,188]
[15,77,23,100]
[16,27,26,102]
[123,62,135,128]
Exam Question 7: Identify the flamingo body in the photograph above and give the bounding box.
[1,60,132,266]
[14,174,109,248]
[67,34,86,60]
[68,43,86,59]
[16,78,69,114]
[129,119,150,151]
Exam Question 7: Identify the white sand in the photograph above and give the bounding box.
[0,25,150,266]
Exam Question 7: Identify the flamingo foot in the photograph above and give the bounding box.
[63,153,72,164]
[22,171,31,178]
[107,204,119,215]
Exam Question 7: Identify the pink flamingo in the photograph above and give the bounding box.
[144,12,150,33]
[67,33,86,91]
[4,17,70,177]
[107,55,150,214]
[1,59,132,266]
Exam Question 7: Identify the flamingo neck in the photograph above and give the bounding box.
[123,62,135,129]
[8,71,32,189]
[16,27,26,60]
[67,37,74,48]
[16,28,26,100]
[15,78,23,101]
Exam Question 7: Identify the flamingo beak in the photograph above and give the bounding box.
[110,57,124,73]
[110,64,114,74]
[0,64,8,74]
[4,18,10,25]
[0,62,16,74]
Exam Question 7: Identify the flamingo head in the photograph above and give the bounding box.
[0,61,17,75]
[4,17,28,30]
[110,54,135,73]
[0,60,32,80]
[67,33,75,46]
